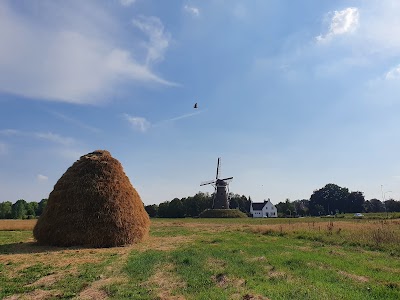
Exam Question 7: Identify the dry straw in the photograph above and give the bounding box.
[33,150,150,247]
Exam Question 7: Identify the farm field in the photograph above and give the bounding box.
[1,217,400,300]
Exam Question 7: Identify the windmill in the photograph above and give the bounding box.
[200,158,233,209]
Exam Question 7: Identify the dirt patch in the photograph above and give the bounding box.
[247,256,267,262]
[144,263,186,300]
[338,271,369,283]
[79,287,108,300]
[211,273,246,289]
[212,273,229,288]
[26,273,61,287]
[3,289,60,300]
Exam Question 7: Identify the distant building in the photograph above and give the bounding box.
[250,199,277,218]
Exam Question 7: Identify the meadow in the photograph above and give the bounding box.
[1,217,400,300]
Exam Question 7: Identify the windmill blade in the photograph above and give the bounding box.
[221,176,233,181]
[200,179,216,186]
[216,157,221,179]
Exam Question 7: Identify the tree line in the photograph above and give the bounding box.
[275,183,400,217]
[0,199,48,219]
[2,183,400,219]
[145,192,251,218]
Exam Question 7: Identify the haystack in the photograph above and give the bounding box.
[33,150,150,247]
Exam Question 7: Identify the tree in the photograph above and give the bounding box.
[158,201,170,218]
[11,199,27,219]
[293,199,309,216]
[346,191,365,213]
[26,202,38,218]
[309,184,349,216]
[368,198,385,212]
[275,199,295,217]
[36,199,48,216]
[384,199,400,212]
[0,201,12,219]
[168,198,185,218]
[145,204,158,217]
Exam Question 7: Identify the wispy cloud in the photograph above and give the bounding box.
[132,15,171,66]
[49,111,101,133]
[34,132,75,146]
[37,174,48,182]
[0,129,76,146]
[385,64,400,80]
[0,1,175,104]
[120,0,136,7]
[124,114,151,132]
[316,7,359,43]
[183,5,200,17]
[0,129,21,136]
[153,110,204,127]
[124,110,204,132]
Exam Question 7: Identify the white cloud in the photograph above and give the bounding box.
[120,0,136,7]
[316,7,359,42]
[34,132,75,146]
[385,64,400,80]
[183,5,200,17]
[37,174,48,182]
[132,15,171,66]
[0,2,175,105]
[124,114,151,132]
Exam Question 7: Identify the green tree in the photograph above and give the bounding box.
[11,199,27,219]
[309,184,350,216]
[168,198,185,218]
[0,201,12,219]
[384,199,400,212]
[346,191,365,213]
[158,201,170,218]
[144,204,158,217]
[26,202,38,218]
[36,199,48,216]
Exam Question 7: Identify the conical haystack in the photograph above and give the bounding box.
[33,150,150,247]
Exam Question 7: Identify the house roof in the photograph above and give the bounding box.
[251,202,265,210]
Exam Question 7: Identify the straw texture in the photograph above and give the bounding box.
[33,150,150,247]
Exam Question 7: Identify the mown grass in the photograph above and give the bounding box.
[1,217,399,299]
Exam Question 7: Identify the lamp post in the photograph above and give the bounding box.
[384,191,392,219]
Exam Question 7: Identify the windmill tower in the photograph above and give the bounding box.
[200,158,233,209]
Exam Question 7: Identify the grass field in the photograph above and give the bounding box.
[1,217,400,299]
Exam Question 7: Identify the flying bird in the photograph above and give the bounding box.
[194,103,198,109]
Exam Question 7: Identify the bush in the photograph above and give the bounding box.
[199,209,248,218]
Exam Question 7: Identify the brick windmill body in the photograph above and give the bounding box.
[200,158,233,209]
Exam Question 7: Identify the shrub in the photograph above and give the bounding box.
[199,209,248,218]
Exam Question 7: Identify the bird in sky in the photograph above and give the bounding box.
[194,103,198,109]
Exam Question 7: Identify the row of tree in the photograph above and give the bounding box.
[2,183,400,219]
[145,192,251,218]
[275,183,400,217]
[0,199,48,219]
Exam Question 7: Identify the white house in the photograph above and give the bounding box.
[250,199,277,218]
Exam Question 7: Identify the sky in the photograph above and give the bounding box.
[1,0,400,205]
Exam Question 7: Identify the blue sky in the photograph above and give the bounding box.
[1,0,400,205]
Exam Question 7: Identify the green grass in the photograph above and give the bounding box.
[1,217,400,299]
